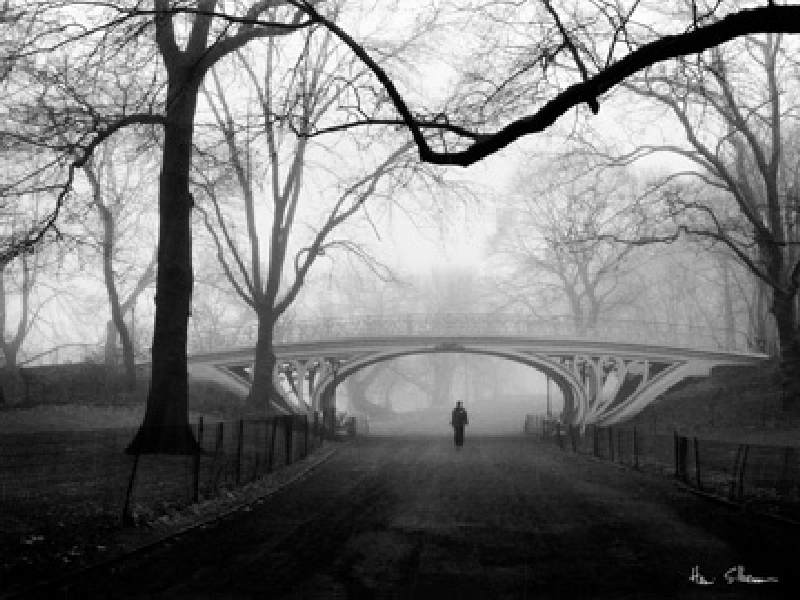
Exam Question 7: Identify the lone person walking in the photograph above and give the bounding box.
[451,401,469,448]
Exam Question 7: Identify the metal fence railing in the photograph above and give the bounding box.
[121,414,327,520]
[524,416,800,522]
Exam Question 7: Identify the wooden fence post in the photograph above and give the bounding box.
[121,452,141,527]
[285,415,294,465]
[236,419,244,485]
[304,414,309,458]
[728,445,743,499]
[693,437,702,490]
[193,416,204,503]
[673,431,679,478]
[737,445,749,502]
[268,417,278,473]
[252,421,261,480]
[778,447,794,495]
[608,427,615,462]
[210,421,225,490]
[674,433,687,481]
[263,419,270,476]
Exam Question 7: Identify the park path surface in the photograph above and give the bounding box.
[25,436,798,599]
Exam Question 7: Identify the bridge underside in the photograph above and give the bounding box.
[186,336,766,428]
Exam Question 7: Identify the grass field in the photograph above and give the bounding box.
[0,407,321,591]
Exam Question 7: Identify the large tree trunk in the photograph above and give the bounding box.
[749,279,778,354]
[127,82,199,454]
[119,326,137,392]
[104,320,117,370]
[772,290,800,414]
[719,254,737,350]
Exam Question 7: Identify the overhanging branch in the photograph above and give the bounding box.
[296,2,800,166]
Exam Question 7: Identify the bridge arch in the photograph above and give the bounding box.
[311,345,587,422]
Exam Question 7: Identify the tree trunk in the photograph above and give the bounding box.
[126,83,199,455]
[119,326,137,392]
[247,314,290,415]
[93,168,138,392]
[772,290,800,414]
[104,320,117,370]
[0,260,25,406]
[750,279,778,354]
[104,318,137,392]
[720,255,736,351]
[0,355,21,406]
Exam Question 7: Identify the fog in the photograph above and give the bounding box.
[335,354,562,436]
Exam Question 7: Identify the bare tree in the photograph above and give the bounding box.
[1,1,321,452]
[0,252,34,404]
[6,2,800,445]
[196,28,420,414]
[589,33,800,408]
[81,141,157,390]
[302,2,800,165]
[493,158,640,333]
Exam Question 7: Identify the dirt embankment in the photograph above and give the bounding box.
[628,362,800,445]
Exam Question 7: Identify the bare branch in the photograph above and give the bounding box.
[297,2,800,166]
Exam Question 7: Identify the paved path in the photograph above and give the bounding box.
[35,437,798,599]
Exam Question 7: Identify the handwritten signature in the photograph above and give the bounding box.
[690,564,779,586]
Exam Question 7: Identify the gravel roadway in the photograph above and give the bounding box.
[23,436,799,599]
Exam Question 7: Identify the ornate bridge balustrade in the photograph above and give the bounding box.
[213,313,751,352]
[185,313,764,431]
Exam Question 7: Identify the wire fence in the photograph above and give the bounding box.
[524,415,800,522]
[0,413,337,578]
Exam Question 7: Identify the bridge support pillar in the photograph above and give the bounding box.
[292,359,309,411]
[321,385,337,439]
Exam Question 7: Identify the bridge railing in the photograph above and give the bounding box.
[210,313,751,352]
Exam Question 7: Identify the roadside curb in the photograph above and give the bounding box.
[2,443,341,599]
